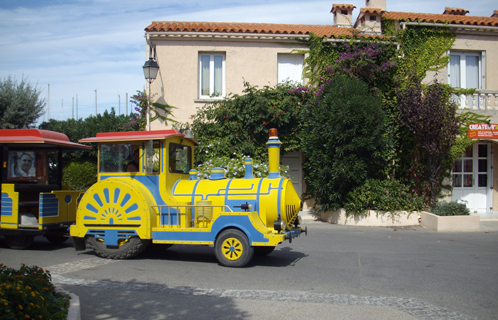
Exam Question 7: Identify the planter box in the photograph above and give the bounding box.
[420,211,480,232]
[320,208,420,227]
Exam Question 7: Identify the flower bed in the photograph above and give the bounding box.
[0,263,70,320]
[420,211,480,232]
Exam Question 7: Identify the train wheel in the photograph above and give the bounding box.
[45,235,69,245]
[254,246,276,256]
[5,235,34,250]
[88,236,150,260]
[215,229,254,268]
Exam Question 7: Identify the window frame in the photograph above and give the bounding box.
[448,51,483,90]
[168,142,192,174]
[198,53,226,100]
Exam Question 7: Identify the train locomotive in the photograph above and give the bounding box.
[70,128,306,267]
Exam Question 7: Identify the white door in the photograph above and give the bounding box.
[451,143,492,215]
[281,151,303,198]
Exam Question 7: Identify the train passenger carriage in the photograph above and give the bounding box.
[0,129,91,249]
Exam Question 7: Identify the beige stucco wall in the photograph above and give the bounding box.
[149,39,308,129]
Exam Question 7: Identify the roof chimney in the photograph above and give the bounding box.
[331,4,356,27]
[355,7,383,34]
[365,0,386,11]
[443,7,469,15]
[492,10,498,17]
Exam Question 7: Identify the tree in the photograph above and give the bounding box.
[184,81,306,165]
[397,77,461,208]
[0,75,45,128]
[300,76,391,212]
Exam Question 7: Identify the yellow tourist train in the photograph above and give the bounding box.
[70,128,306,267]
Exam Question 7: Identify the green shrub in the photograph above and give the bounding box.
[0,264,69,320]
[186,81,304,165]
[344,179,424,216]
[300,76,392,212]
[430,202,470,216]
[62,160,97,191]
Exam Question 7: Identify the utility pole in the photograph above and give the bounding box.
[126,92,128,114]
[61,99,63,121]
[72,97,74,119]
[76,94,78,119]
[118,94,121,114]
[47,84,50,120]
[94,89,97,115]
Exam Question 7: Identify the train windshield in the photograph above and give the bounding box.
[100,144,128,173]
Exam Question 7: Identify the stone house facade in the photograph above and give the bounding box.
[144,1,498,217]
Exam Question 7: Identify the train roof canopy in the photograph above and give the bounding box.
[0,129,92,150]
[79,130,199,145]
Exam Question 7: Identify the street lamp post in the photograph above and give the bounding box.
[142,50,159,131]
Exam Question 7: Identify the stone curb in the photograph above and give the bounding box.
[56,286,81,320]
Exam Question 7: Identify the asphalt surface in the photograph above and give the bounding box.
[2,213,498,320]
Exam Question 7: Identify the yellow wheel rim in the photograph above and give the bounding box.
[221,237,243,261]
[96,236,130,247]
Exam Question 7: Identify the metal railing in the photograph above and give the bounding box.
[152,204,233,228]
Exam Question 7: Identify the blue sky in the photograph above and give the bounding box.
[0,0,496,123]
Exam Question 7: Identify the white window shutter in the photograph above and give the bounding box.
[481,50,486,89]
[278,54,304,84]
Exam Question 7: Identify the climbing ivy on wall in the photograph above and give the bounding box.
[300,34,341,88]
[383,20,456,84]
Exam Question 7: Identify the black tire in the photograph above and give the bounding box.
[87,236,150,260]
[45,235,69,245]
[214,229,254,268]
[254,246,276,256]
[5,235,34,250]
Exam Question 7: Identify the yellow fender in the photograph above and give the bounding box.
[70,178,157,241]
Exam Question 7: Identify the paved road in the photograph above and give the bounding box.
[2,217,497,320]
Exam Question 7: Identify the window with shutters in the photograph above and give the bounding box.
[277,54,304,84]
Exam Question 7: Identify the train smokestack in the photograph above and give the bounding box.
[266,128,282,179]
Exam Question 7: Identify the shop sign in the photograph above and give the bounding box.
[467,123,498,139]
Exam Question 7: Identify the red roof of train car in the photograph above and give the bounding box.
[0,129,91,149]
[79,130,199,145]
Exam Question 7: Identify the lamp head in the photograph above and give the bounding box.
[143,58,159,80]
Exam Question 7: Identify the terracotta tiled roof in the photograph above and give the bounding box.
[331,4,356,13]
[443,7,469,15]
[360,7,384,14]
[383,11,498,26]
[145,21,357,38]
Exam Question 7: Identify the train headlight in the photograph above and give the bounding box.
[273,220,286,231]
